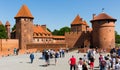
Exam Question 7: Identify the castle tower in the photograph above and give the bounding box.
[90,13,117,49]
[0,21,2,25]
[14,5,34,49]
[5,21,11,39]
[71,15,87,32]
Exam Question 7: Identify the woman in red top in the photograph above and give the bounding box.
[69,55,76,70]
[89,55,95,70]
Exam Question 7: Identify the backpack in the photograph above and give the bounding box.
[101,60,106,67]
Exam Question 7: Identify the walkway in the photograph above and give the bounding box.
[0,50,107,70]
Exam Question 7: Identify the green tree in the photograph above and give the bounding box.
[115,31,120,44]
[12,24,16,31]
[58,26,70,35]
[0,25,7,38]
[52,26,70,36]
[47,28,51,32]
[52,29,59,35]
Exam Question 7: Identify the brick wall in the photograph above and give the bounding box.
[0,39,18,51]
[26,43,67,51]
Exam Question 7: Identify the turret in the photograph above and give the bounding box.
[90,12,117,49]
[14,4,34,49]
[71,15,87,32]
[5,21,11,39]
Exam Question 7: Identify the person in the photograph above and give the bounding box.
[82,60,88,70]
[44,51,50,66]
[115,59,120,70]
[54,52,58,65]
[68,55,76,70]
[105,57,111,70]
[30,53,34,63]
[16,48,19,55]
[13,48,17,55]
[77,58,83,70]
[89,55,95,70]
[83,54,87,63]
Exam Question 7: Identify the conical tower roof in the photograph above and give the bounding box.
[5,21,10,26]
[14,4,34,19]
[71,15,85,25]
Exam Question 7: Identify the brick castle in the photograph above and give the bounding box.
[0,5,117,54]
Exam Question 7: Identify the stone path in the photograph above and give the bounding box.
[0,51,108,70]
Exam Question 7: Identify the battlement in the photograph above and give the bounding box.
[65,32,82,35]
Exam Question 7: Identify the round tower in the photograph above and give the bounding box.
[14,5,34,49]
[90,13,117,49]
[5,21,11,39]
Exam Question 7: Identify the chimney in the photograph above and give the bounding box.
[93,14,96,20]
[41,24,46,30]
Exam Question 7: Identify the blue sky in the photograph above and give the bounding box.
[0,0,120,34]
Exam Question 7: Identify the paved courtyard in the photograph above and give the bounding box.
[0,50,108,70]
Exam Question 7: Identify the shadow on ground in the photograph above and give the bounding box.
[39,63,56,67]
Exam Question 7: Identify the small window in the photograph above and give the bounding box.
[37,39,39,42]
[36,33,38,36]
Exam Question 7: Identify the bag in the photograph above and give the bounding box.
[101,60,106,67]
[87,60,90,65]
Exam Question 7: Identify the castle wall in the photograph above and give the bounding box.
[26,43,66,51]
[0,39,18,51]
[65,32,90,48]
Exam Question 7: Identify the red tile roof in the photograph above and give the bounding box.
[12,25,51,36]
[14,4,34,19]
[71,15,87,25]
[5,21,10,26]
[91,13,116,22]
[33,25,51,35]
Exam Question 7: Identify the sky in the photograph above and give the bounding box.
[0,0,120,34]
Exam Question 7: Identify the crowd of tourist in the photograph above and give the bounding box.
[29,49,66,66]
[11,47,120,70]
[68,48,120,70]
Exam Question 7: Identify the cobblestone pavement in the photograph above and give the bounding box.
[0,51,108,70]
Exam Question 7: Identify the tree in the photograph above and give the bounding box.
[115,31,120,44]
[12,24,16,31]
[47,28,51,32]
[0,25,7,38]
[52,29,59,35]
[58,26,70,35]
[52,26,70,36]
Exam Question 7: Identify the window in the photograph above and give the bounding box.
[36,33,38,36]
[37,39,39,42]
